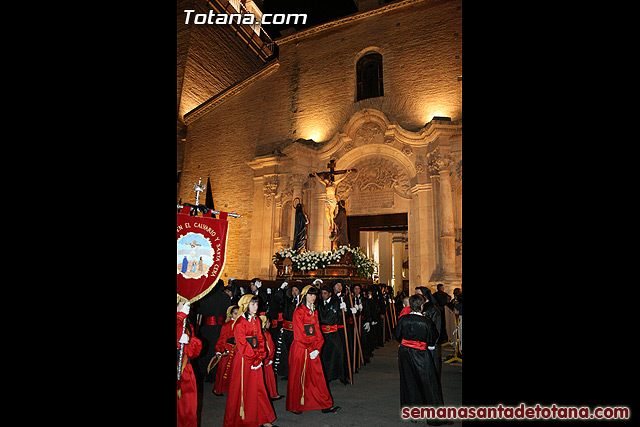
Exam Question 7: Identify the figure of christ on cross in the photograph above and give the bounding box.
[309,160,357,239]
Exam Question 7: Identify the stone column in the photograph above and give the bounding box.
[429,153,456,279]
[309,179,328,252]
[262,175,278,279]
[378,232,392,285]
[409,183,435,294]
[392,233,404,294]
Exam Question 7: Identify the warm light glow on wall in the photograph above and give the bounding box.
[300,125,330,143]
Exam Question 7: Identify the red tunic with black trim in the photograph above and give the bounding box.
[213,319,236,394]
[177,312,202,427]
[223,314,276,427]
[286,304,333,412]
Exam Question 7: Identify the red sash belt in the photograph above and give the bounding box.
[321,324,338,333]
[282,320,293,331]
[271,313,284,328]
[337,324,344,329]
[204,316,225,326]
[401,339,428,350]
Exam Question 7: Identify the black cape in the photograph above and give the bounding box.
[395,313,443,407]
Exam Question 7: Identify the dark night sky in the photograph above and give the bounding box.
[260,0,358,39]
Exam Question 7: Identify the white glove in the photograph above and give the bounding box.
[363,322,370,332]
[427,346,436,351]
[358,303,363,311]
[254,280,262,288]
[339,302,347,310]
[251,362,263,370]
[179,301,190,315]
[280,281,288,289]
[268,360,273,365]
[266,287,272,294]
[350,307,357,314]
[313,279,323,285]
[179,333,189,344]
[309,350,319,359]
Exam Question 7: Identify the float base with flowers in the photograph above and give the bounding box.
[273,245,376,282]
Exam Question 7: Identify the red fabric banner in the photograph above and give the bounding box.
[177,213,229,303]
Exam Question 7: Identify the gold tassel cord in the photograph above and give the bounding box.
[239,358,245,420]
[300,348,308,405]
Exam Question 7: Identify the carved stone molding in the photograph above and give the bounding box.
[340,156,411,209]
[263,175,279,207]
[426,151,456,175]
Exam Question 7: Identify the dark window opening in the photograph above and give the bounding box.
[356,52,383,101]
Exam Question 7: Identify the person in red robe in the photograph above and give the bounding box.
[213,305,239,395]
[177,301,202,427]
[223,294,278,427]
[286,285,341,415]
[259,315,283,400]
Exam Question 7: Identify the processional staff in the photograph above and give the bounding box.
[339,294,353,385]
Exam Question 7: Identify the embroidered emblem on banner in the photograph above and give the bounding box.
[177,233,215,279]
[177,213,229,303]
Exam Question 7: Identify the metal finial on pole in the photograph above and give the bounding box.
[193,177,205,206]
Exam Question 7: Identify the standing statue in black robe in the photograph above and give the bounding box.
[292,200,308,254]
[318,285,346,383]
[333,200,349,249]
[395,294,444,424]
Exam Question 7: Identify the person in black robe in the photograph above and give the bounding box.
[273,280,303,378]
[195,279,231,382]
[332,279,353,380]
[395,294,446,426]
[292,200,308,254]
[267,280,286,344]
[249,277,268,316]
[416,286,443,378]
[318,285,346,383]
[433,284,452,345]
[352,284,372,363]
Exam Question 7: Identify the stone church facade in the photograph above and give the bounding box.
[177,0,462,294]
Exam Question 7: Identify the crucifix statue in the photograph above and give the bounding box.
[193,177,205,206]
[309,160,357,239]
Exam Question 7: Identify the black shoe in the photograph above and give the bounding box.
[281,376,288,380]
[270,395,284,401]
[213,392,224,396]
[290,410,302,415]
[322,406,341,413]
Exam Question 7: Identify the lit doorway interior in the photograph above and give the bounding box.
[346,213,408,295]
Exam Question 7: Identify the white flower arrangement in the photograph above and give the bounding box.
[273,245,377,278]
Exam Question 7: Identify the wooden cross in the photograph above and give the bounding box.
[310,160,354,180]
